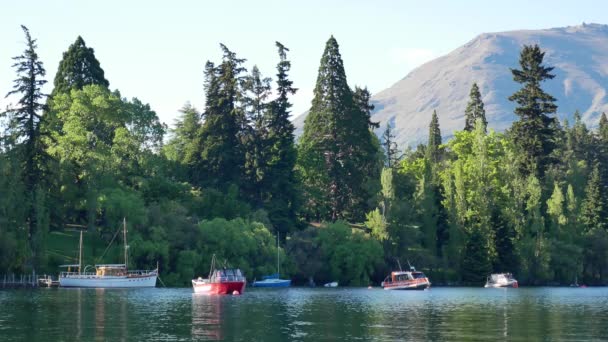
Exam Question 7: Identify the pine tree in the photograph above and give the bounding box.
[51,36,109,96]
[599,112,608,143]
[464,83,487,132]
[242,65,272,206]
[382,124,400,168]
[196,45,246,190]
[298,36,380,221]
[3,25,49,268]
[581,164,606,232]
[426,110,442,164]
[164,103,202,180]
[508,44,558,178]
[263,42,299,234]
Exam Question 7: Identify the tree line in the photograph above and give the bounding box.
[1,26,607,286]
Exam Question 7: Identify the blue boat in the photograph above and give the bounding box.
[252,273,291,287]
[252,233,291,288]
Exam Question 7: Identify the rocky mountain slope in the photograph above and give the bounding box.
[295,23,608,147]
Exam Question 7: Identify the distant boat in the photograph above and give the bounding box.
[323,281,338,288]
[252,232,291,288]
[192,255,246,295]
[381,267,431,290]
[59,219,158,288]
[484,273,518,288]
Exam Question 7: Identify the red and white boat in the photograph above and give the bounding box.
[192,255,246,295]
[381,266,431,290]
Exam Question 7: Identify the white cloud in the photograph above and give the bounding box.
[388,47,436,69]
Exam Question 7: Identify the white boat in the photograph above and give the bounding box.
[59,219,157,288]
[323,281,338,288]
[484,273,518,288]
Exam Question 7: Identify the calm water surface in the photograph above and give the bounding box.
[1,287,607,341]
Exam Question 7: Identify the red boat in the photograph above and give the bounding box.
[381,266,431,290]
[192,255,246,295]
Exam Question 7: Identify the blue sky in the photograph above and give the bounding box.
[1,0,606,126]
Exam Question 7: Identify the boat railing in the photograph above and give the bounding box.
[60,269,156,277]
[211,275,246,283]
[60,271,98,277]
[126,269,158,276]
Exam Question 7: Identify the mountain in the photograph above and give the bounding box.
[294,23,608,147]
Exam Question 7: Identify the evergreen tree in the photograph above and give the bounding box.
[298,36,380,221]
[263,42,299,234]
[464,83,487,132]
[51,36,109,96]
[426,110,442,164]
[508,44,558,178]
[599,112,608,143]
[382,124,400,168]
[242,65,272,206]
[580,164,606,232]
[164,103,202,178]
[3,26,51,268]
[196,45,246,190]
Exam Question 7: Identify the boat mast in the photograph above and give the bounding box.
[79,230,83,274]
[123,218,128,270]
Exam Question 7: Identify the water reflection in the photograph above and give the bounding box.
[191,293,222,340]
[2,287,608,340]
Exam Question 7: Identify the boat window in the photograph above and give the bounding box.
[413,272,426,279]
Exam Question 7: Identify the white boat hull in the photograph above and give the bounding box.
[59,274,157,288]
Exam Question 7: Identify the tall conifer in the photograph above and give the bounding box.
[51,36,109,95]
[464,83,487,132]
[298,36,380,221]
[3,26,49,267]
[508,44,558,178]
[196,45,246,189]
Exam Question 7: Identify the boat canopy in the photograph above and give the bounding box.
[95,264,127,268]
[59,264,81,268]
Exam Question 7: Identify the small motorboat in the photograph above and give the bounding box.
[484,273,518,288]
[381,266,431,290]
[323,281,338,288]
[192,255,246,295]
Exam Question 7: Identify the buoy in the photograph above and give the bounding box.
[232,290,240,295]
[367,286,372,289]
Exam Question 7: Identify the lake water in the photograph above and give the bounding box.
[1,287,607,341]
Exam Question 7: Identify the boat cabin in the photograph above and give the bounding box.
[95,264,127,276]
[209,268,245,282]
[386,271,428,283]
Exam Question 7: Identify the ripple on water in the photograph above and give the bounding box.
[1,287,608,341]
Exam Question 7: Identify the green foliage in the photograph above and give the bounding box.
[317,222,383,286]
[197,218,282,281]
[461,229,492,285]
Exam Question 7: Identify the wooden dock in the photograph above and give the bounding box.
[1,273,40,288]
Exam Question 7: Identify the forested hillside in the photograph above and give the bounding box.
[1,26,608,286]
